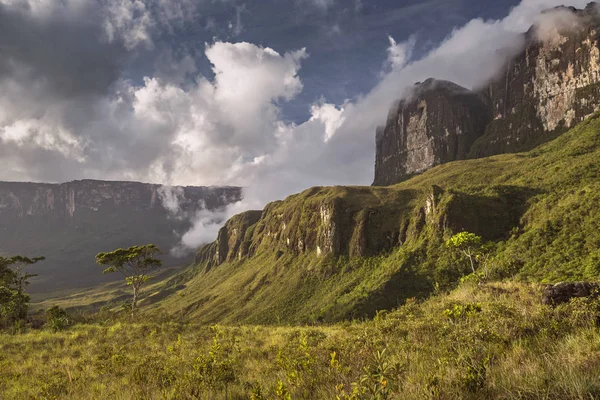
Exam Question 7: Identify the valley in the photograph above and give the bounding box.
[3,2,600,399]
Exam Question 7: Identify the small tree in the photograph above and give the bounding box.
[96,244,162,316]
[0,255,45,328]
[446,232,483,275]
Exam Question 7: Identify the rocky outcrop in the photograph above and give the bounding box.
[0,180,241,291]
[374,3,600,185]
[373,79,491,186]
[196,210,262,271]
[197,184,528,271]
[472,3,600,157]
[542,282,600,305]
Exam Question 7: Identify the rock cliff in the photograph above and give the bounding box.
[196,184,527,272]
[374,3,600,185]
[0,180,241,292]
[373,79,490,186]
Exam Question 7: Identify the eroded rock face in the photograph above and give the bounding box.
[196,184,527,271]
[472,3,600,157]
[373,79,490,186]
[542,282,600,305]
[0,180,241,291]
[374,4,600,185]
[196,210,263,271]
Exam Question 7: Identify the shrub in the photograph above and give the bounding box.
[46,306,71,332]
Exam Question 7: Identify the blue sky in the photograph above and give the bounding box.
[0,0,592,248]
[128,0,522,124]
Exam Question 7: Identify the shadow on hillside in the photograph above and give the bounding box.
[347,267,432,320]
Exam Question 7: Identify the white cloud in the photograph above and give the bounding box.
[177,204,229,254]
[0,0,595,252]
[385,35,416,70]
[309,101,345,141]
[103,0,154,50]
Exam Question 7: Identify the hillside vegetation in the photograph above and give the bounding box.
[5,110,600,400]
[4,282,600,399]
[147,114,600,324]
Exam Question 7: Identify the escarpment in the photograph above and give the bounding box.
[196,184,528,271]
[375,3,600,185]
[373,79,491,186]
[0,180,241,291]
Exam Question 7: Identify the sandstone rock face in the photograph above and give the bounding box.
[0,180,241,291]
[542,282,599,305]
[472,3,600,157]
[196,210,263,271]
[373,79,490,186]
[197,184,527,271]
[374,4,600,185]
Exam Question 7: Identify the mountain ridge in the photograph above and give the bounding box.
[375,2,600,185]
[0,179,241,292]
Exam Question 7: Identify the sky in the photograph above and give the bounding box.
[0,0,594,250]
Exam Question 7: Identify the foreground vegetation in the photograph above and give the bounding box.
[141,114,600,325]
[4,111,600,399]
[3,282,600,399]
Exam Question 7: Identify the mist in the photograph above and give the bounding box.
[171,0,593,253]
[0,0,594,253]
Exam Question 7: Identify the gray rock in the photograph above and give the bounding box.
[542,282,600,306]
[373,79,490,186]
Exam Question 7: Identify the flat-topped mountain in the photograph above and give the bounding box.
[373,79,491,186]
[375,2,600,185]
[0,180,241,292]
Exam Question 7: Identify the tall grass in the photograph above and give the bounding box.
[3,282,600,399]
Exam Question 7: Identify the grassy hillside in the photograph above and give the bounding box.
[6,101,600,400]
[4,282,600,399]
[143,114,600,324]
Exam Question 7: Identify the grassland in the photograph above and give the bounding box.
[5,115,600,399]
[4,282,600,399]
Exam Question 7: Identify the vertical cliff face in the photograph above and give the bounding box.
[373,79,491,186]
[196,184,525,273]
[0,180,241,292]
[471,3,600,156]
[374,3,600,185]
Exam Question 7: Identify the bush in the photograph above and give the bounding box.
[46,306,71,332]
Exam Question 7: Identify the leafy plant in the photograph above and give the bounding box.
[0,255,45,329]
[46,306,71,332]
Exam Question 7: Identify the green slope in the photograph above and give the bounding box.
[147,114,600,324]
[7,282,600,399]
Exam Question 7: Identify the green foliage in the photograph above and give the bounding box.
[443,302,482,322]
[446,232,486,275]
[0,255,44,329]
[46,306,71,332]
[6,283,600,399]
[96,244,162,315]
[191,326,240,396]
[446,232,482,249]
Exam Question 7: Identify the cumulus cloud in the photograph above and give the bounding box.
[0,0,595,252]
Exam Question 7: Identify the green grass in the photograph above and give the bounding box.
[8,112,600,399]
[135,114,600,324]
[4,282,600,399]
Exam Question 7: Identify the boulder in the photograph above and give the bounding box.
[542,282,599,306]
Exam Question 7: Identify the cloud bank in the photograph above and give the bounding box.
[0,0,593,252]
